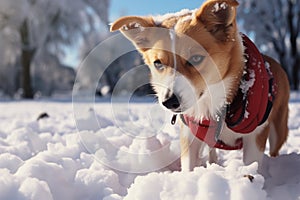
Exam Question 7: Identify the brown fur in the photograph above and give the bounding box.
[111,0,289,167]
[263,55,289,156]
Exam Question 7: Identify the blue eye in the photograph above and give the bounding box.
[154,60,165,71]
[187,55,204,66]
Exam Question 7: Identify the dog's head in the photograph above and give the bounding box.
[111,0,244,120]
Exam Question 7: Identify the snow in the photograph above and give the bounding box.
[126,162,266,200]
[239,69,255,96]
[213,2,228,13]
[0,96,300,199]
[152,9,196,26]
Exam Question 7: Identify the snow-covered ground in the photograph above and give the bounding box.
[0,93,300,200]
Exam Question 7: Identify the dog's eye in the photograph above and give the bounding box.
[153,60,165,71]
[187,55,204,66]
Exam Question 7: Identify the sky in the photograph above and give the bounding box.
[109,0,204,22]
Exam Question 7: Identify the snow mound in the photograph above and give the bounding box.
[125,161,266,200]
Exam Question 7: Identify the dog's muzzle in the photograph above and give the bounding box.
[162,94,181,112]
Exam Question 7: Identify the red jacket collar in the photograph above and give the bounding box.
[182,34,277,150]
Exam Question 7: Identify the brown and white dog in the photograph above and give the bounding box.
[110,0,289,171]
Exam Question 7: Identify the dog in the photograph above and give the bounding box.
[110,0,289,171]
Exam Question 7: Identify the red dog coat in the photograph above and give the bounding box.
[182,34,277,150]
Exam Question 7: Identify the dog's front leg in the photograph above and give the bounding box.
[180,124,205,171]
[242,130,265,167]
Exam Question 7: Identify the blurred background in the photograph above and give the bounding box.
[0,0,299,99]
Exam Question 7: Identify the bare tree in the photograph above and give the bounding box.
[0,0,110,98]
[238,0,300,90]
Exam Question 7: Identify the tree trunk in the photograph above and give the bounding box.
[292,57,300,90]
[19,20,35,99]
[21,48,35,98]
[272,39,292,85]
[288,0,300,90]
[278,53,291,82]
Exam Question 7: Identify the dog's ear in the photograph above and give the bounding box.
[196,0,239,41]
[110,16,156,51]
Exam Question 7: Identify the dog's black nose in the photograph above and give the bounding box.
[162,94,180,110]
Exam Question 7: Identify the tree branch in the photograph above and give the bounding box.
[297,5,300,36]
[287,0,298,56]
[0,13,9,30]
